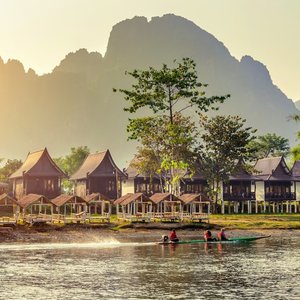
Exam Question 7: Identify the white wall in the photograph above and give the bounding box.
[296,182,300,201]
[122,179,134,196]
[255,181,265,201]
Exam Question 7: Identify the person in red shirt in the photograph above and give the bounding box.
[204,230,215,242]
[169,229,179,242]
[217,228,228,241]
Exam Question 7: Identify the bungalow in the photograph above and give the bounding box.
[70,150,126,199]
[222,160,258,214]
[0,193,19,225]
[9,148,65,200]
[291,160,300,212]
[84,193,112,222]
[254,156,297,213]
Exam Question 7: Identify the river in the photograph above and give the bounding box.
[0,232,299,300]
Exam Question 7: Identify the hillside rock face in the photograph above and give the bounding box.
[0,14,298,166]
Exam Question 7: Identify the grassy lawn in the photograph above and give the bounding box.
[209,214,300,229]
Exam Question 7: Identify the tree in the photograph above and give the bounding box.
[0,159,23,183]
[115,58,230,195]
[198,115,256,212]
[54,146,90,193]
[247,133,290,160]
[130,113,199,194]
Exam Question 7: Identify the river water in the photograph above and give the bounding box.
[0,233,299,300]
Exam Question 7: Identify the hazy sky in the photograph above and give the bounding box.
[0,0,299,101]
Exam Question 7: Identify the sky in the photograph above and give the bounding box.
[0,0,299,101]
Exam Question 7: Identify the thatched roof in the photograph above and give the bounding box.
[291,161,300,179]
[84,193,111,203]
[178,193,208,204]
[70,150,126,180]
[150,193,180,204]
[0,193,18,205]
[229,159,259,181]
[10,148,65,179]
[51,194,86,207]
[18,194,50,208]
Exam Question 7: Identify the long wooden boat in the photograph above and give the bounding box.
[157,235,271,245]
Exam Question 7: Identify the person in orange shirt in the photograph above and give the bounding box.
[217,228,228,241]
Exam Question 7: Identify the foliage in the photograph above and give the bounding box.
[198,115,256,211]
[289,113,300,162]
[54,146,90,192]
[115,58,230,195]
[130,113,199,194]
[115,58,229,125]
[0,159,23,183]
[247,133,290,160]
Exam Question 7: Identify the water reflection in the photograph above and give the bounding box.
[0,235,299,299]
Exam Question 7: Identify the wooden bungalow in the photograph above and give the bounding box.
[122,163,162,196]
[150,193,184,222]
[179,193,210,222]
[114,193,154,222]
[70,150,126,199]
[0,193,19,225]
[222,160,258,214]
[254,156,297,213]
[84,193,112,222]
[51,194,87,223]
[9,148,66,200]
[18,193,53,224]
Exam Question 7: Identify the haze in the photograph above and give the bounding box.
[0,0,299,101]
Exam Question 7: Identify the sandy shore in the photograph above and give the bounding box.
[0,224,299,244]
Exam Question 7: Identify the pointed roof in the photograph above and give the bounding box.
[0,193,18,205]
[9,148,66,179]
[178,193,211,204]
[51,194,86,207]
[84,193,111,203]
[70,150,126,180]
[17,194,51,208]
[291,161,300,179]
[150,193,181,204]
[254,156,293,181]
[229,159,259,181]
[114,193,152,206]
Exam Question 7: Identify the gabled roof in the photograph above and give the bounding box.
[70,150,126,180]
[51,194,86,207]
[9,148,66,179]
[254,156,293,181]
[150,193,180,204]
[291,161,300,178]
[178,193,210,204]
[17,194,51,208]
[84,193,111,203]
[114,193,152,206]
[0,193,18,205]
[229,159,259,181]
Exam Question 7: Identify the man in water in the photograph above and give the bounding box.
[204,230,215,242]
[217,228,228,241]
[169,229,179,242]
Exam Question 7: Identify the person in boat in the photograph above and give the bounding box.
[169,229,179,243]
[217,228,228,241]
[204,230,216,242]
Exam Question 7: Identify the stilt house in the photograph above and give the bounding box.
[70,150,126,199]
[9,148,65,200]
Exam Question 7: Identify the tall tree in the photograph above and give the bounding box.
[115,58,229,195]
[198,115,256,212]
[247,133,290,160]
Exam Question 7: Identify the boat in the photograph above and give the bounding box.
[157,235,271,245]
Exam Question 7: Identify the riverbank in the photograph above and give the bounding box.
[0,214,299,243]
